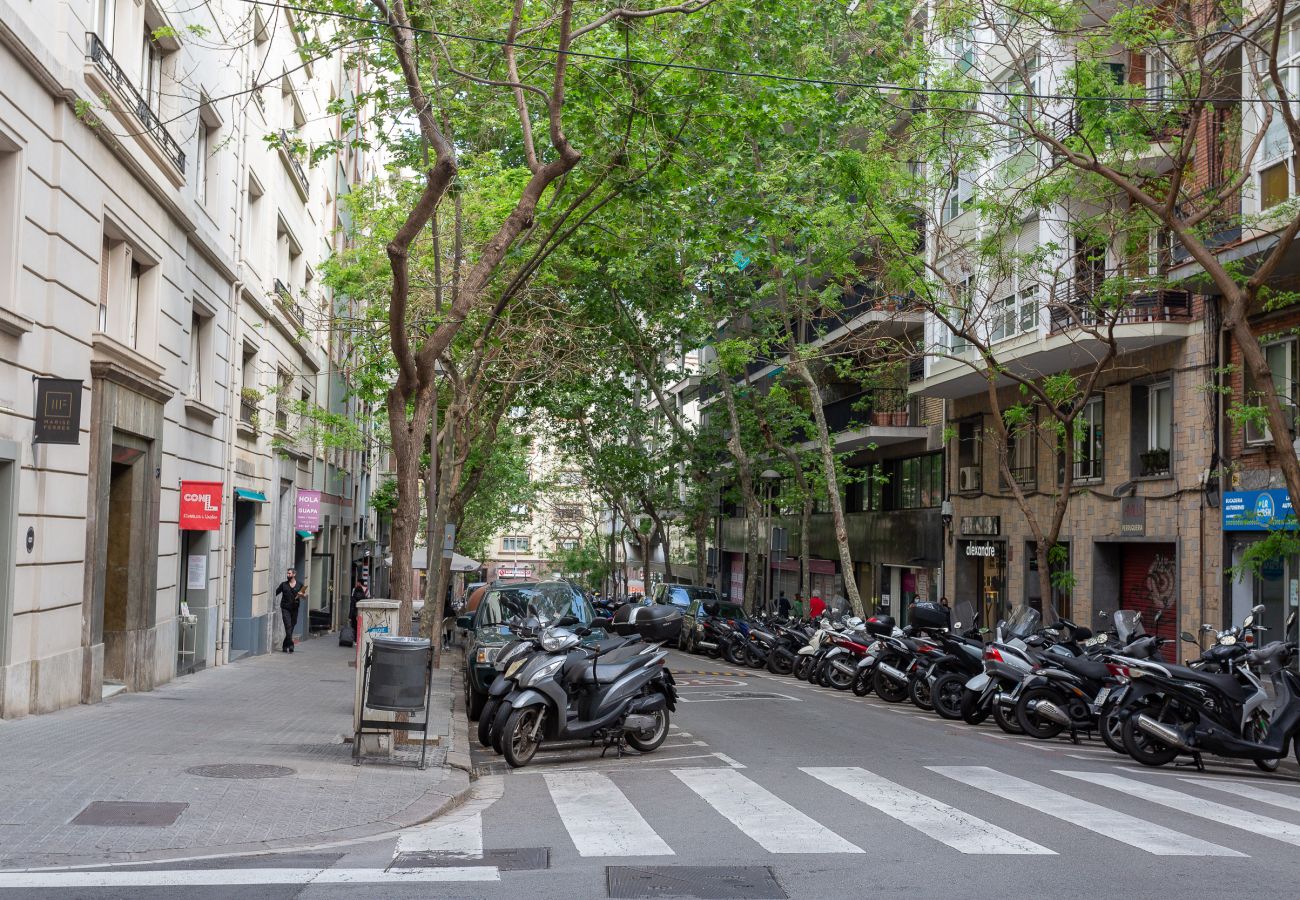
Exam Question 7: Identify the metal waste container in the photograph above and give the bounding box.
[367,635,431,711]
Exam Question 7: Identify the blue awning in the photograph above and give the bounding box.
[234,488,267,503]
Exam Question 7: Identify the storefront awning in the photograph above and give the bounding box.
[234,488,267,503]
[296,530,313,539]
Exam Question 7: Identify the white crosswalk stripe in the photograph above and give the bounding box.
[802,766,1054,855]
[1060,770,1300,848]
[1180,777,1300,814]
[673,768,863,853]
[931,766,1243,856]
[543,771,673,857]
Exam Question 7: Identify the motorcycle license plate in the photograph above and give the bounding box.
[1094,687,1110,707]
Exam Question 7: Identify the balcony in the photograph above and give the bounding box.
[85,33,186,177]
[1051,97,1190,147]
[274,278,305,325]
[278,129,311,200]
[916,284,1197,400]
[1048,285,1193,334]
[800,389,928,452]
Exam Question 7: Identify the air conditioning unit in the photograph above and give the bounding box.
[1245,401,1299,446]
[959,466,982,491]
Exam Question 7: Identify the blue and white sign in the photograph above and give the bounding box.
[1223,489,1297,531]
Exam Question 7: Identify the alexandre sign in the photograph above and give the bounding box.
[964,542,1000,558]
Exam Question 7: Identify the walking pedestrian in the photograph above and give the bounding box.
[441,585,455,650]
[349,577,367,627]
[793,592,804,618]
[809,594,826,619]
[276,568,304,653]
[777,591,790,618]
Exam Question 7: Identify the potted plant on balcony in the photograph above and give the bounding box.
[239,388,262,429]
[1140,447,1170,476]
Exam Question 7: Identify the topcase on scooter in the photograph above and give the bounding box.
[612,602,684,642]
[908,601,951,630]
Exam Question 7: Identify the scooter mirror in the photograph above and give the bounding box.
[1253,604,1266,615]
[1244,615,1255,628]
[1289,611,1298,630]
[1180,631,1197,643]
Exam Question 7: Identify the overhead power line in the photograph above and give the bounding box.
[238,0,1279,105]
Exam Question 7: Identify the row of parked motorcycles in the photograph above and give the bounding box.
[474,605,681,769]
[686,599,1300,772]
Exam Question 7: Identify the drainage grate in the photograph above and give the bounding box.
[393,848,549,871]
[607,866,786,899]
[185,764,296,779]
[71,802,188,827]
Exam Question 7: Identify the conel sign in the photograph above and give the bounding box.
[179,481,223,531]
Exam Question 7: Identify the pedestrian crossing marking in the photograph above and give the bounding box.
[931,766,1243,856]
[1180,777,1300,814]
[803,767,1054,855]
[673,768,863,854]
[1059,770,1300,849]
[543,771,673,857]
[0,868,501,888]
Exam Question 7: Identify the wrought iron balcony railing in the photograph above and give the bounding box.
[278,129,310,195]
[86,33,186,174]
[273,278,305,324]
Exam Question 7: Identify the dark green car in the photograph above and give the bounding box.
[460,581,603,719]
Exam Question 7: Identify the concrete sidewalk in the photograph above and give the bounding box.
[0,636,469,869]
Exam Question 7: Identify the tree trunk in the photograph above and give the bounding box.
[694,511,709,588]
[719,374,761,611]
[387,385,434,630]
[789,357,862,615]
[799,494,812,602]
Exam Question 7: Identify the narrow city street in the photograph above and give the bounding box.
[7,648,1300,899]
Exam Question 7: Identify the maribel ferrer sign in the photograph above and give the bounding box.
[1223,489,1297,531]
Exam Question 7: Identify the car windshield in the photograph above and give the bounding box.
[1005,606,1041,639]
[477,583,595,627]
[666,586,720,607]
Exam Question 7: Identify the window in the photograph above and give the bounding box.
[0,136,17,311]
[246,176,264,268]
[555,506,581,521]
[1145,52,1169,103]
[1073,395,1104,481]
[957,418,983,492]
[943,170,975,223]
[1246,340,1297,444]
[893,454,944,509]
[141,28,164,115]
[559,539,579,552]
[276,370,292,431]
[509,502,529,516]
[1131,380,1172,476]
[240,344,258,424]
[951,28,975,72]
[946,274,973,354]
[556,470,582,486]
[187,307,214,401]
[97,231,154,350]
[1002,414,1037,489]
[195,105,219,206]
[501,536,531,553]
[95,0,116,48]
[1261,160,1291,210]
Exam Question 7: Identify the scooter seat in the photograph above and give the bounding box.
[1058,655,1111,681]
[1158,663,1248,702]
[586,656,649,684]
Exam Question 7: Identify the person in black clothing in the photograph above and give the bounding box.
[275,568,304,653]
[348,578,367,627]
[777,591,790,618]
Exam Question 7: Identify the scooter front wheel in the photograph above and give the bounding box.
[768,648,795,676]
[992,694,1024,734]
[873,665,910,703]
[502,706,543,769]
[908,674,934,711]
[477,698,499,747]
[1015,686,1065,740]
[852,668,874,696]
[931,673,965,720]
[827,661,855,690]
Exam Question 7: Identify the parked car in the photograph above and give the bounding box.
[679,598,748,653]
[650,584,721,645]
[458,580,606,719]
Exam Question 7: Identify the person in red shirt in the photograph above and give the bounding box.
[809,595,826,619]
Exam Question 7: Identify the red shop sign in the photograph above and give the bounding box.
[179,481,223,531]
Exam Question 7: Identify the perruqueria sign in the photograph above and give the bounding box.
[965,542,1000,557]
[1223,489,1297,531]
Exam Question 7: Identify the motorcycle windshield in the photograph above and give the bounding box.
[1113,610,1144,644]
[952,601,977,632]
[1005,606,1041,639]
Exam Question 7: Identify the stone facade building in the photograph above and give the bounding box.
[0,0,379,717]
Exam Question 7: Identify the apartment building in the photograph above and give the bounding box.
[702,291,947,617]
[914,15,1225,649]
[0,0,378,717]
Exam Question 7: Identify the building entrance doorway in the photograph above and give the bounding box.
[102,443,146,686]
[230,499,257,658]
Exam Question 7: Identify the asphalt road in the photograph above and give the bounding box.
[9,648,1300,899]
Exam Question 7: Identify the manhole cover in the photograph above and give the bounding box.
[607,866,786,899]
[678,691,794,702]
[71,802,188,827]
[393,847,549,871]
[186,764,296,779]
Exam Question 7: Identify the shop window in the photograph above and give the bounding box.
[1131,380,1172,476]
[957,418,983,492]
